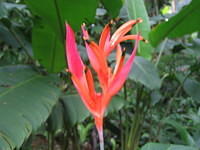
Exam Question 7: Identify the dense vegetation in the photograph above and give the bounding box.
[0,0,200,150]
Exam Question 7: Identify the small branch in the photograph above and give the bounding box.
[155,38,168,68]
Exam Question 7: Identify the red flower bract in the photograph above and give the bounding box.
[65,19,144,150]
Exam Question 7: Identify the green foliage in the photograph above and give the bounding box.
[0,18,32,57]
[0,22,20,48]
[26,0,98,33]
[0,2,7,18]
[101,0,123,17]
[141,143,198,150]
[126,0,153,59]
[164,119,196,146]
[0,65,61,150]
[149,0,200,47]
[1,0,200,150]
[129,56,161,90]
[47,102,64,133]
[107,96,125,113]
[61,95,90,127]
[61,94,126,127]
[183,78,200,102]
[32,21,65,72]
[26,0,98,73]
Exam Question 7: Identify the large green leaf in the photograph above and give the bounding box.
[126,0,153,58]
[129,56,161,90]
[149,0,200,47]
[107,96,125,114]
[0,65,61,150]
[47,102,64,133]
[101,0,123,17]
[183,78,200,102]
[32,22,66,72]
[26,0,98,73]
[61,95,90,127]
[26,0,98,33]
[141,143,198,150]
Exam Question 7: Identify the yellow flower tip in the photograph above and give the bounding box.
[122,48,126,56]
[82,22,86,27]
[136,18,143,23]
[109,19,115,26]
[84,38,92,44]
[140,36,148,43]
[114,17,120,22]
[143,39,149,43]
[82,23,88,31]
[66,69,72,76]
[83,36,88,41]
[83,35,90,41]
[109,17,121,26]
[66,69,76,78]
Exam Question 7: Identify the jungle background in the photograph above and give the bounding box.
[0,0,200,150]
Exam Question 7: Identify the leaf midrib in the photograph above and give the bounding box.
[0,74,41,98]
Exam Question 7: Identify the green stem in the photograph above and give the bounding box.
[155,38,168,68]
[124,82,128,100]
[63,130,68,150]
[72,126,81,150]
[48,133,50,150]
[126,85,145,150]
[51,133,55,150]
[119,111,124,150]
[48,132,54,150]
[120,82,128,150]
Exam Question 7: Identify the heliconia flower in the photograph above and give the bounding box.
[65,19,145,150]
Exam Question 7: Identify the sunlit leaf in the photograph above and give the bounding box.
[126,0,153,58]
[149,0,200,47]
